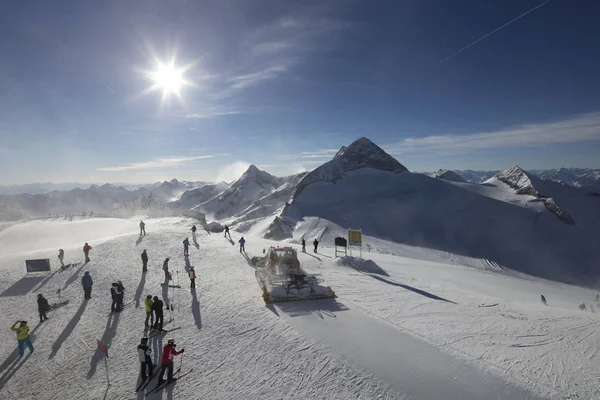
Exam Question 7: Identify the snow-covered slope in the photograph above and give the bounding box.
[267,142,600,283]
[1,217,597,399]
[169,181,229,211]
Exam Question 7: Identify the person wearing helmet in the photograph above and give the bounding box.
[158,338,184,384]
[137,337,153,380]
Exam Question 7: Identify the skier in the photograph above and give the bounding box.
[190,225,197,238]
[116,280,125,310]
[224,225,230,239]
[111,283,121,313]
[58,249,65,267]
[183,238,190,256]
[158,339,184,385]
[11,321,34,357]
[541,294,547,305]
[239,237,246,253]
[83,242,92,263]
[144,295,154,328]
[313,238,319,253]
[37,294,50,322]
[152,296,164,332]
[301,238,306,253]
[81,271,93,299]
[596,294,599,302]
[188,266,196,290]
[137,337,154,380]
[141,249,148,273]
[163,258,171,280]
[140,220,146,236]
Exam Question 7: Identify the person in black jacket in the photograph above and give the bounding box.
[152,296,164,332]
[313,238,319,253]
[141,250,148,273]
[37,294,50,322]
[111,283,120,313]
[301,238,306,253]
[116,280,125,310]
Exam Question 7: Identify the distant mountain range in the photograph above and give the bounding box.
[448,168,600,192]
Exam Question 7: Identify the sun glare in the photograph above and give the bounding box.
[142,57,193,105]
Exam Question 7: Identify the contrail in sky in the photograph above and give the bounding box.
[437,0,552,66]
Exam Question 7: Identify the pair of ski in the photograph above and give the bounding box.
[147,326,181,339]
[160,283,182,288]
[106,300,135,316]
[138,367,193,395]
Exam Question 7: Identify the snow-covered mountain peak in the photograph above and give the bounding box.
[493,166,537,196]
[239,164,278,184]
[291,137,408,200]
[433,169,467,183]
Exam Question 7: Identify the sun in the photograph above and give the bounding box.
[152,62,184,96]
[142,57,194,104]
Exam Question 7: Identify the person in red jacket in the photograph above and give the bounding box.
[158,339,184,384]
[83,243,92,263]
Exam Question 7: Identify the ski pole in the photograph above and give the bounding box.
[179,347,185,373]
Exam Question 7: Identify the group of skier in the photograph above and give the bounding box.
[144,295,165,331]
[8,219,236,391]
[137,336,184,386]
[301,238,319,253]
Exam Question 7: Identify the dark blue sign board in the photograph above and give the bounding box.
[26,259,51,274]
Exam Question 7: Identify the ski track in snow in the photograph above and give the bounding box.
[0,217,598,399]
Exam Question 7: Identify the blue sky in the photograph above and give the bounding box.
[1,0,600,184]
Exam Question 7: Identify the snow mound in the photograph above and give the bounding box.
[335,256,388,276]
[206,221,224,233]
[433,169,467,183]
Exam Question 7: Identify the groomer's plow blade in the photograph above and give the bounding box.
[261,287,337,304]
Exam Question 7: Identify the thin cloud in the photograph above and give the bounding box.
[278,149,339,160]
[384,112,600,155]
[97,155,227,172]
[228,65,290,90]
[185,110,241,119]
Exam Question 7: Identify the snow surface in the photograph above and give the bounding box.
[273,167,600,284]
[1,217,598,399]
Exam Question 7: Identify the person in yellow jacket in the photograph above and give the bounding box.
[144,295,154,328]
[11,320,34,356]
